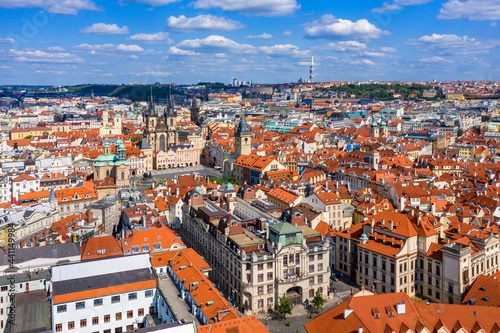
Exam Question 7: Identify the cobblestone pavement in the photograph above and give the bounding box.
[256,295,345,333]
[256,275,359,332]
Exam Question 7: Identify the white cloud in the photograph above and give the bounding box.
[373,0,432,13]
[135,71,171,76]
[167,46,199,55]
[35,70,65,74]
[127,0,180,6]
[75,43,145,55]
[361,51,386,57]
[245,33,273,39]
[1,65,11,69]
[189,0,300,16]
[167,15,245,32]
[380,46,398,52]
[283,30,292,36]
[438,0,500,20]
[259,44,308,56]
[47,46,65,51]
[318,40,367,51]
[419,56,453,63]
[128,55,139,60]
[8,49,84,63]
[128,32,172,44]
[304,15,390,40]
[177,35,256,53]
[0,0,99,14]
[406,33,500,54]
[351,59,376,65]
[0,38,15,43]
[79,23,129,35]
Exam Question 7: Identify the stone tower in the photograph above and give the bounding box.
[190,98,200,126]
[234,114,252,158]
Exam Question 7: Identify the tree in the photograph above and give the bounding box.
[276,294,292,320]
[131,136,142,142]
[42,131,49,136]
[23,135,32,139]
[457,129,463,137]
[311,289,326,313]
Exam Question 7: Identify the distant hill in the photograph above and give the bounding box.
[66,84,120,96]
[66,84,183,101]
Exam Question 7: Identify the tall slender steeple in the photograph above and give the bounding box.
[149,86,155,115]
[166,86,176,115]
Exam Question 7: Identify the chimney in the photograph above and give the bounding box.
[358,327,363,333]
[381,218,385,229]
[417,213,422,226]
[388,220,393,231]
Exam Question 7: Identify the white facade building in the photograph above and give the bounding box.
[52,254,158,333]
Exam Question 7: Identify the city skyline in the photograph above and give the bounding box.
[0,0,499,85]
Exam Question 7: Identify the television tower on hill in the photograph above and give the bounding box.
[309,52,315,83]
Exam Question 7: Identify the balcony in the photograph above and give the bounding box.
[275,273,309,284]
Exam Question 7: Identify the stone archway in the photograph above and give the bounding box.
[286,286,302,306]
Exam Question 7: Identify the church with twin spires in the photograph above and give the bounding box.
[143,94,179,152]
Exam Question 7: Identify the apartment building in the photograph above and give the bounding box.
[335,210,500,305]
[11,173,40,200]
[304,190,343,230]
[52,254,157,333]
[182,198,330,315]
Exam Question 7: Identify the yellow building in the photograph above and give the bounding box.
[446,92,464,100]
[457,145,474,159]
[10,126,52,140]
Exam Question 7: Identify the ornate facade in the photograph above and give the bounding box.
[99,105,122,137]
[144,97,179,153]
[93,139,130,198]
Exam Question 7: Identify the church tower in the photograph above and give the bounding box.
[234,114,252,158]
[165,91,178,148]
[369,119,380,138]
[190,98,200,126]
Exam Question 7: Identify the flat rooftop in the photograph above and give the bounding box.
[8,291,51,333]
[53,268,156,297]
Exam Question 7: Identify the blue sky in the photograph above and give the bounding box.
[0,0,499,85]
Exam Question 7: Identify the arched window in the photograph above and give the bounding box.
[170,119,173,126]
[121,172,125,180]
[106,170,110,177]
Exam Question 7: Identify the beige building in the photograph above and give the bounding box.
[182,199,330,315]
[336,211,500,305]
[99,105,122,137]
[153,143,200,169]
[10,126,52,140]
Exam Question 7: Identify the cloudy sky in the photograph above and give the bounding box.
[0,0,499,85]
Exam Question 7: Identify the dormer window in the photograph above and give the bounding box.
[371,308,380,319]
